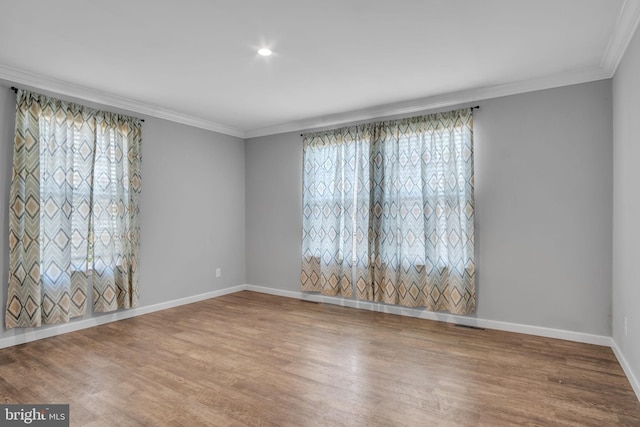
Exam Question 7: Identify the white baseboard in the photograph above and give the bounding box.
[247,284,639,402]
[245,284,612,347]
[1,282,636,402]
[1,283,610,349]
[0,285,245,349]
[611,339,640,401]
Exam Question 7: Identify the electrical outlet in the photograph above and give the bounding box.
[216,268,221,278]
[624,316,628,336]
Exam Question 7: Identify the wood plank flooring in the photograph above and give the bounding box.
[0,291,638,426]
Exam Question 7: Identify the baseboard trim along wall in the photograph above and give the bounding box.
[0,282,636,402]
[0,285,245,350]
[246,284,638,402]
[245,285,612,347]
[611,340,640,402]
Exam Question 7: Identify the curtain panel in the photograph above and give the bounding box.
[301,108,475,315]
[6,90,142,329]
[92,113,142,312]
[300,127,371,298]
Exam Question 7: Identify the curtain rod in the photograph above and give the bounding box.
[300,105,480,136]
[10,86,145,123]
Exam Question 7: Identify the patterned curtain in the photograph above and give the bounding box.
[92,113,142,312]
[369,110,475,314]
[300,108,475,315]
[301,127,370,298]
[5,90,142,329]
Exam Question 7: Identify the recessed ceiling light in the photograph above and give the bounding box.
[257,48,272,56]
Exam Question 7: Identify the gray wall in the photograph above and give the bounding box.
[0,74,617,342]
[245,132,303,292]
[613,25,640,383]
[246,80,613,336]
[474,82,612,335]
[0,79,246,340]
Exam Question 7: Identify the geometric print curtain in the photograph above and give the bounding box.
[301,108,475,315]
[369,109,475,314]
[300,127,370,299]
[6,89,142,328]
[92,113,141,312]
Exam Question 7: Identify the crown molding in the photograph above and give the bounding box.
[0,64,245,138]
[245,65,611,138]
[601,0,640,76]
[3,11,633,144]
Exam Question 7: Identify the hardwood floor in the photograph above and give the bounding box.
[0,291,638,426]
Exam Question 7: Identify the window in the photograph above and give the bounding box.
[301,108,475,315]
[6,89,142,329]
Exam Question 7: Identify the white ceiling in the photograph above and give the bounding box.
[1,0,639,138]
